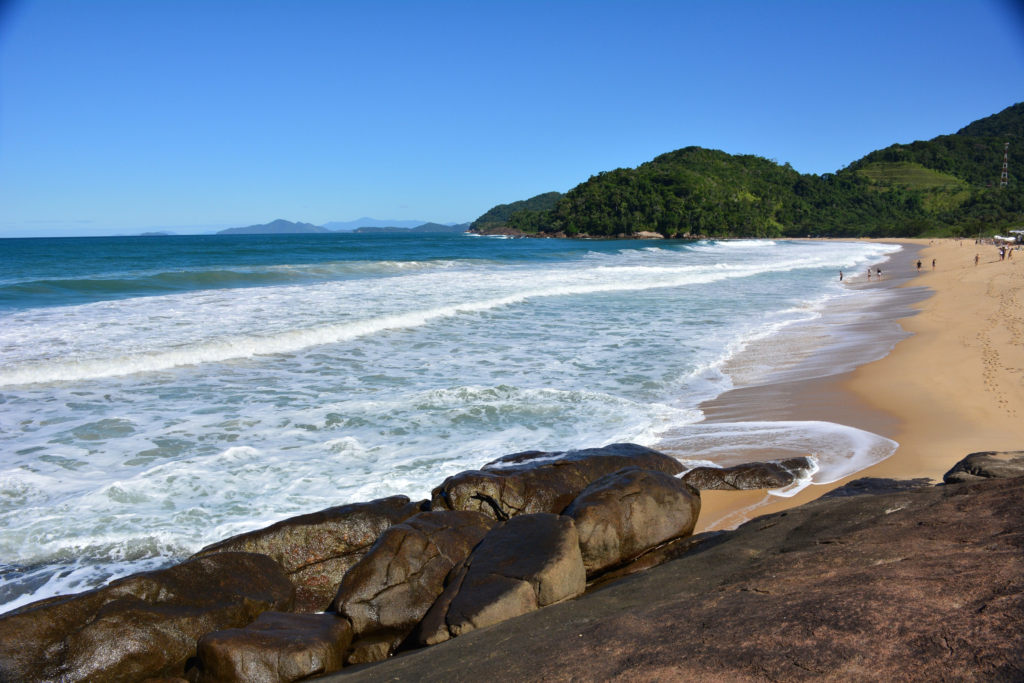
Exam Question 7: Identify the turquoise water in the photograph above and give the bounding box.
[0,233,899,610]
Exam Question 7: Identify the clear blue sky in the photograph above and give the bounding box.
[1,0,1023,236]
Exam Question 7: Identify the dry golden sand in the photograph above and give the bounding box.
[693,237,1024,532]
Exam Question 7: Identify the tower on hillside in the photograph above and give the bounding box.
[1001,142,1009,187]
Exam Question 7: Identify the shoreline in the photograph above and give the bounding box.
[682,237,1024,531]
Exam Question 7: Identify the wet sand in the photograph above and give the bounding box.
[677,238,1024,531]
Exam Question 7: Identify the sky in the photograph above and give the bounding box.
[1,0,1023,237]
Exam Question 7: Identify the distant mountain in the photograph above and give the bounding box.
[139,231,175,236]
[322,218,428,232]
[218,219,330,235]
[470,192,563,231]
[353,222,471,234]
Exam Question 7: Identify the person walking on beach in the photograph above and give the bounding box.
[839,271,843,281]
[916,260,922,272]
[876,266,882,280]
[866,268,871,281]
[932,258,936,270]
[975,254,980,266]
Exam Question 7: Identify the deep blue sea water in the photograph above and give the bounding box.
[0,233,900,610]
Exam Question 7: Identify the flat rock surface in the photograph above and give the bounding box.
[324,477,1024,682]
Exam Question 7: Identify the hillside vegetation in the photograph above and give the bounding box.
[492,102,1023,239]
[470,192,563,231]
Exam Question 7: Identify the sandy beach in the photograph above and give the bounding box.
[691,237,1024,531]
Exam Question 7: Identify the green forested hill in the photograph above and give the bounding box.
[956,101,1024,139]
[470,191,563,231]
[504,102,1023,238]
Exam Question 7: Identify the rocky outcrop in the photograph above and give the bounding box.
[0,553,294,683]
[196,611,351,683]
[327,476,1024,683]
[192,496,424,612]
[413,513,586,646]
[332,511,497,651]
[942,450,1024,483]
[430,443,684,520]
[681,456,814,490]
[564,467,701,576]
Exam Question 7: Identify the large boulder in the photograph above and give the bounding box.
[325,478,1024,683]
[430,443,684,520]
[193,496,424,612]
[413,513,586,646]
[332,511,497,650]
[681,456,814,491]
[564,467,701,577]
[943,450,1024,484]
[197,611,351,683]
[0,553,294,683]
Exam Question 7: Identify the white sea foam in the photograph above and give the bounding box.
[0,239,902,612]
[656,420,898,493]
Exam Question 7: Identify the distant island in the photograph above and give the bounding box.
[322,218,431,232]
[353,222,470,234]
[218,220,330,235]
[216,219,471,236]
[139,231,175,236]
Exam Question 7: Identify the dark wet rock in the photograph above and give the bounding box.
[196,612,351,683]
[681,456,814,490]
[821,477,933,498]
[332,511,497,643]
[564,467,701,576]
[193,496,424,612]
[430,443,683,520]
[413,513,586,646]
[0,552,294,683]
[943,450,1024,484]
[325,477,1024,683]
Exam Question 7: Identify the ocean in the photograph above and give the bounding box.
[0,233,901,612]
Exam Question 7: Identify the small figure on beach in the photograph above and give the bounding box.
[916,260,922,272]
[866,268,872,281]
[975,254,980,266]
[932,258,936,270]
[876,267,882,280]
[839,271,843,281]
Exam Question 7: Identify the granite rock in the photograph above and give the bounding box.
[413,513,586,645]
[196,612,351,683]
[430,443,684,520]
[942,450,1024,484]
[0,553,294,683]
[681,456,814,490]
[564,467,701,576]
[193,496,424,613]
[332,511,497,644]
